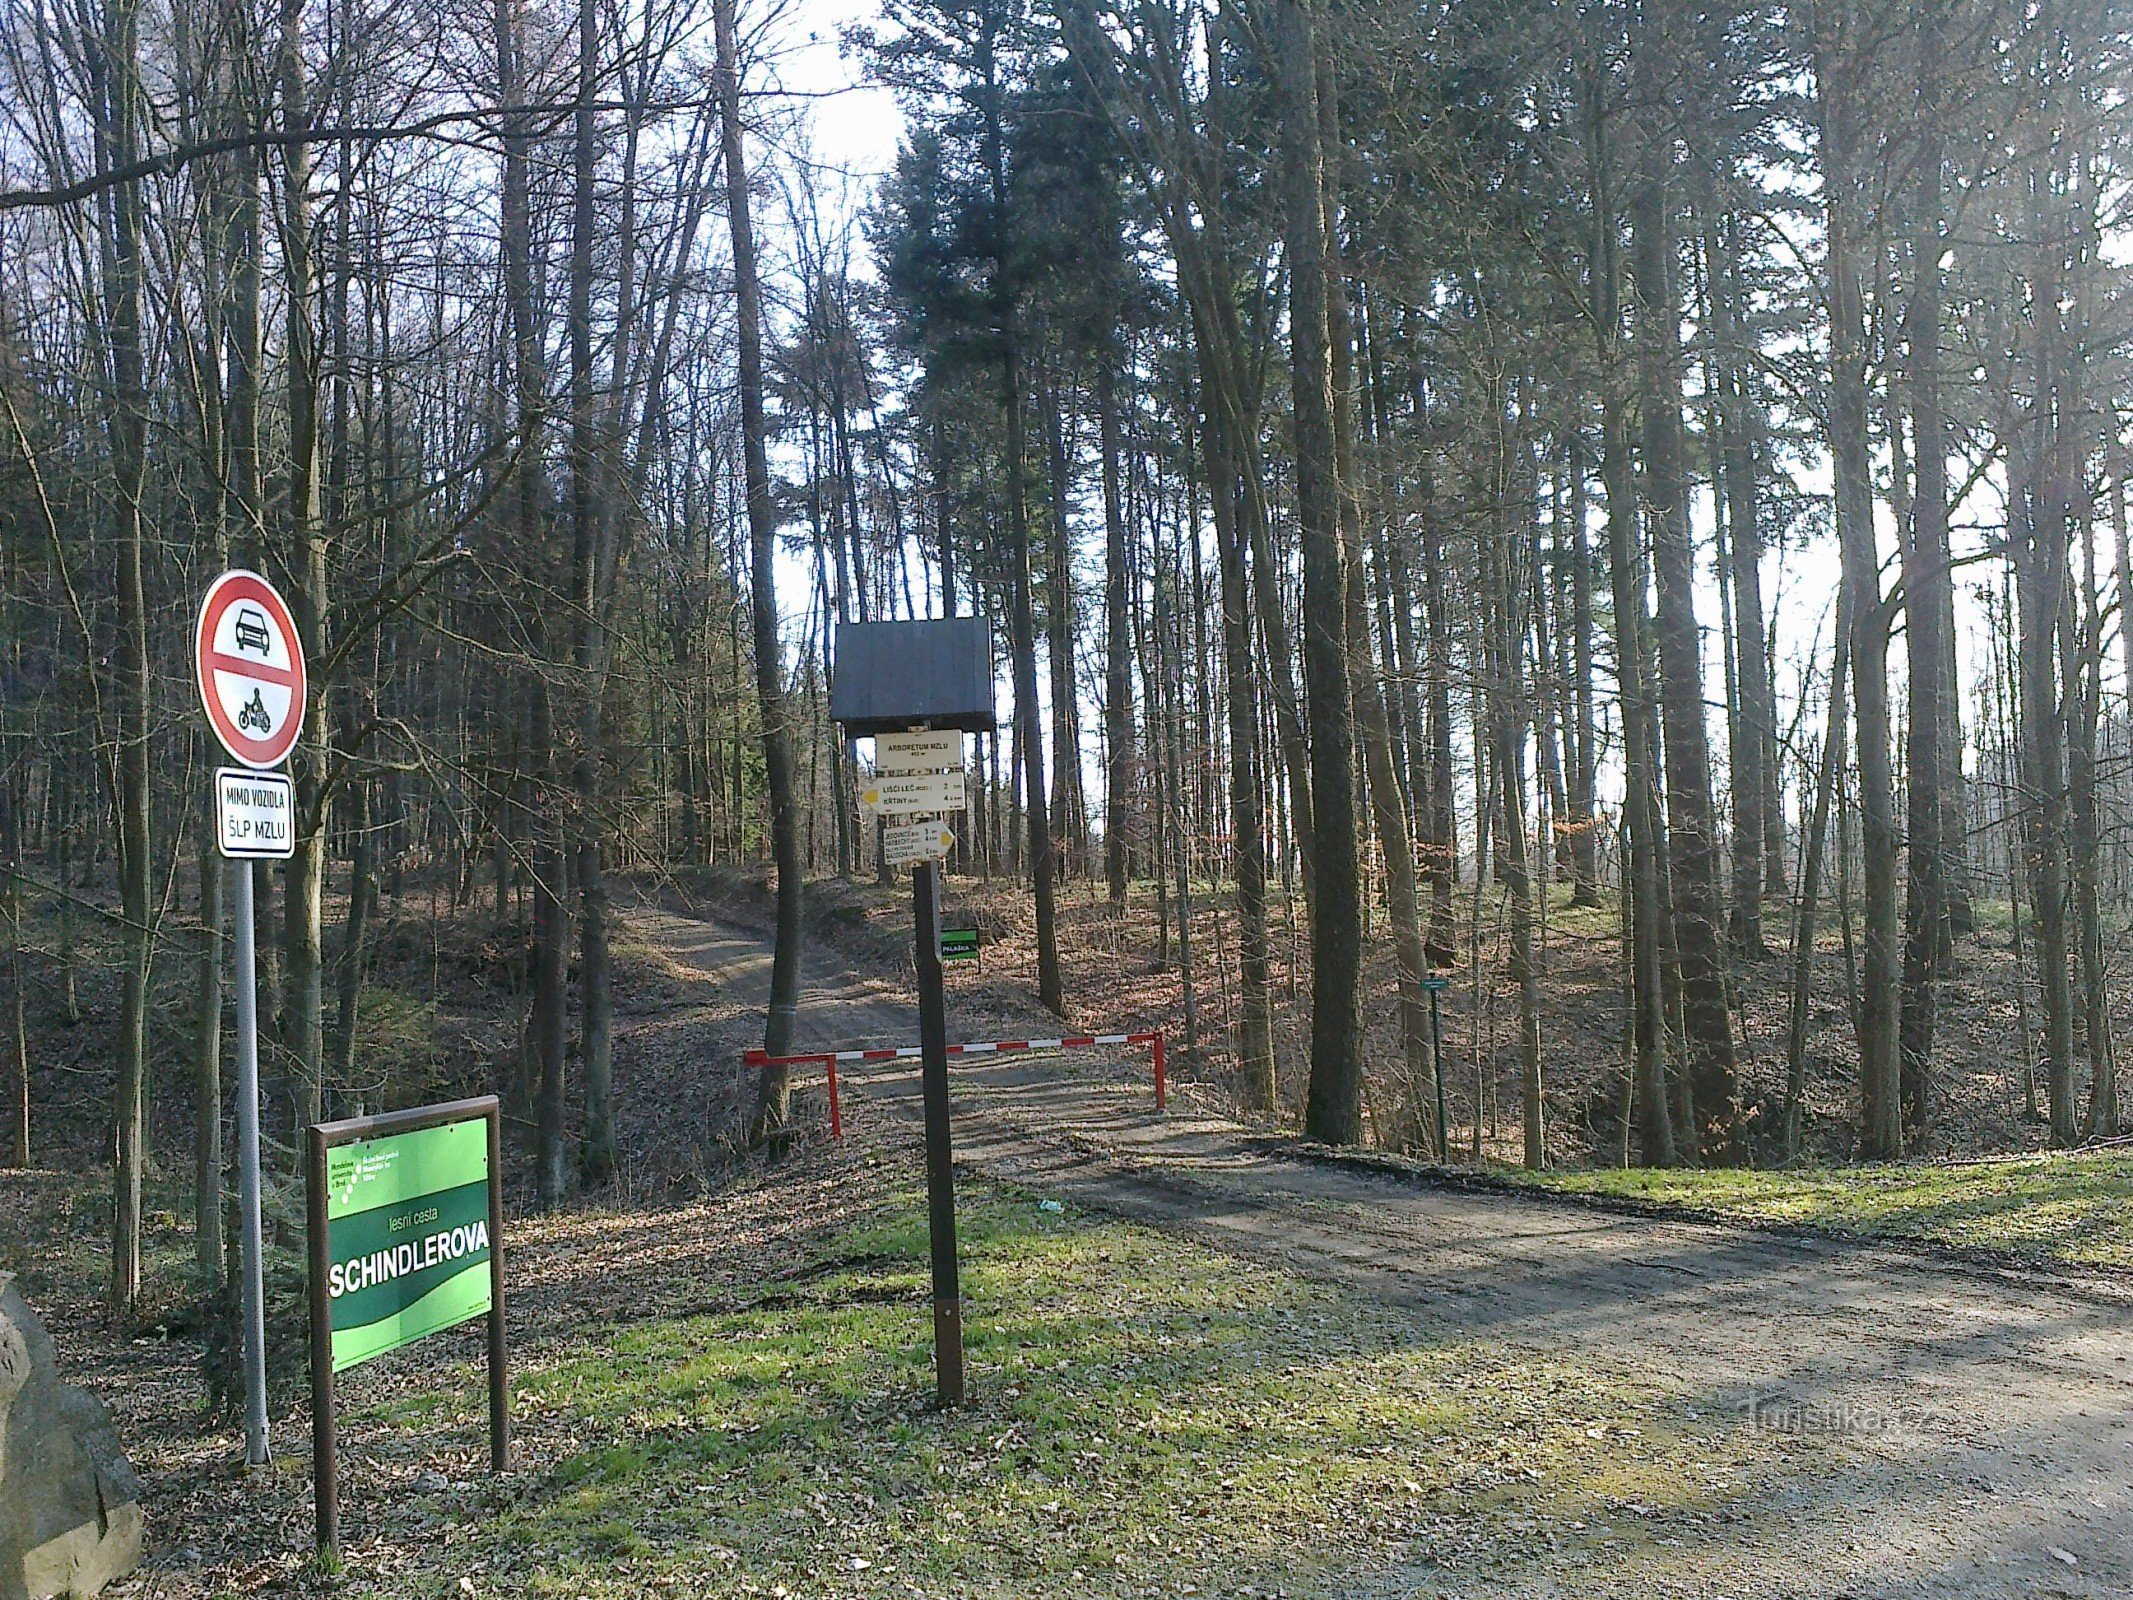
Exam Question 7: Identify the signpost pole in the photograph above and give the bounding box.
[485,1104,510,1472]
[913,859,964,1407]
[306,1122,339,1561]
[232,859,272,1468]
[1428,983,1448,1162]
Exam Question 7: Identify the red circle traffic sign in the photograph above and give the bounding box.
[196,569,307,770]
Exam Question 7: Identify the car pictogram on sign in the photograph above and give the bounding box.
[233,606,272,654]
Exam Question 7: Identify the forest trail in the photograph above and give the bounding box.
[633,901,2133,1600]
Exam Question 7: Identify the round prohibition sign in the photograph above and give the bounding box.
[196,569,307,769]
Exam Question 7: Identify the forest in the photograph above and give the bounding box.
[5,0,2133,1341]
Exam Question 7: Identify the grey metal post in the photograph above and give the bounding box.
[233,859,271,1465]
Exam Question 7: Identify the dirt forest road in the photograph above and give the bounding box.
[635,902,2133,1600]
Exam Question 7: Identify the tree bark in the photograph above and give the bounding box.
[1587,55,1673,1165]
[1419,459,1459,969]
[1100,360,1135,903]
[1199,393,1277,1110]
[975,13,1065,1018]
[717,0,808,1145]
[569,0,617,1186]
[278,0,328,1130]
[1565,433,1600,907]
[1897,35,1951,1146]
[98,0,154,1316]
[1707,201,1773,958]
[1816,16,1903,1159]
[1273,0,1364,1144]
[1629,67,1740,1162]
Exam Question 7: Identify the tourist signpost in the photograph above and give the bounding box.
[830,617,995,1407]
[883,817,955,867]
[306,1097,508,1558]
[194,569,306,1471]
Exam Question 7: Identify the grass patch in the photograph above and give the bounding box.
[334,1181,1804,1597]
[1506,1152,2133,1269]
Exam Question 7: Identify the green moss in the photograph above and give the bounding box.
[1509,1152,2133,1268]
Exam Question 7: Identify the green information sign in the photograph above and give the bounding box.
[321,1115,493,1372]
[1420,975,1451,993]
[939,926,980,964]
[306,1095,507,1559]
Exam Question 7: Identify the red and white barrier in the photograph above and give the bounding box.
[744,1030,1167,1141]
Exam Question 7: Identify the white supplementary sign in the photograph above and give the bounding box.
[195,569,307,770]
[874,729,964,774]
[215,769,295,859]
[883,817,954,865]
[859,770,965,816]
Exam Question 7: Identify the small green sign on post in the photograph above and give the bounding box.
[1420,975,1451,1158]
[322,1116,493,1370]
[307,1096,508,1560]
[939,925,980,964]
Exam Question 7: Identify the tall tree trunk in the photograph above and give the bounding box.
[98,0,154,1317]
[1708,202,1772,957]
[7,882,26,1171]
[976,18,1064,1018]
[530,693,570,1204]
[278,0,328,1130]
[1588,60,1673,1165]
[1420,462,1459,969]
[2068,505,2114,1141]
[1274,0,1363,1144]
[1565,434,1600,907]
[1044,379,1085,877]
[1783,603,1852,1160]
[569,0,616,1186]
[1485,418,1547,1169]
[1322,177,1430,1138]
[1816,22,1903,1160]
[718,0,808,1143]
[1897,39,1951,1147]
[1100,361,1135,903]
[1199,396,1277,1110]
[1629,74,1740,1163]
[495,0,567,1200]
[2015,466,2076,1148]
[329,783,369,1095]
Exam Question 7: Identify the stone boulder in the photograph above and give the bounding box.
[0,1276,143,1600]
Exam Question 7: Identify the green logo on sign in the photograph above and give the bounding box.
[323,1117,492,1372]
[939,926,980,963]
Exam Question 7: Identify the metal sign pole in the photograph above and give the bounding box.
[913,859,964,1407]
[196,569,302,1475]
[232,858,271,1467]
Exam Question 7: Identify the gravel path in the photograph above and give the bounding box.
[639,901,2133,1600]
